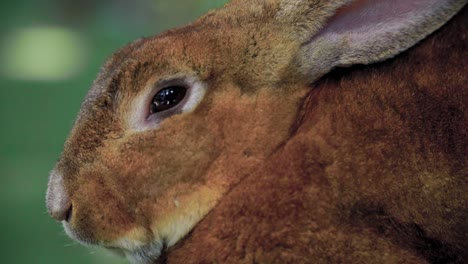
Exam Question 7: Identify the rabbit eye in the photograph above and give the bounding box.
[150,86,187,114]
[131,77,206,130]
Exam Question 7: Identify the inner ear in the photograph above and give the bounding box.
[324,0,445,37]
[296,0,466,81]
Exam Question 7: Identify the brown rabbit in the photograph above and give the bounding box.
[46,0,467,263]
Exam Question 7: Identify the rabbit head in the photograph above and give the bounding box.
[46,0,466,263]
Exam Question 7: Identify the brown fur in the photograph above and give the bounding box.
[46,1,467,263]
[167,8,468,263]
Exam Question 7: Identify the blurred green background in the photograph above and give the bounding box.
[0,0,228,263]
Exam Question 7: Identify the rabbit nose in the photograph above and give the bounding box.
[46,170,72,221]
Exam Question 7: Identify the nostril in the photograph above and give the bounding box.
[48,200,72,222]
[64,203,73,222]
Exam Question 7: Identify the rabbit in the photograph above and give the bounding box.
[46,0,467,263]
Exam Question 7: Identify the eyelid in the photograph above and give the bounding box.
[180,78,207,113]
[153,78,189,92]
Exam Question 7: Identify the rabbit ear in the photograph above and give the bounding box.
[294,0,467,80]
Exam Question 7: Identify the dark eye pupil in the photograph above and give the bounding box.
[150,86,187,114]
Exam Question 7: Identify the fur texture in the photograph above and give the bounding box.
[46,1,467,263]
[167,7,468,263]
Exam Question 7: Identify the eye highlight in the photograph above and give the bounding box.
[150,86,187,114]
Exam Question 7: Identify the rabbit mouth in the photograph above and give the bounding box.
[63,221,99,246]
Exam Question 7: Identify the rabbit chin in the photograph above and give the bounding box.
[63,220,198,264]
[64,221,164,263]
[111,241,164,264]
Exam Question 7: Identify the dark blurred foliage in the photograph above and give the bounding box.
[0,1,227,263]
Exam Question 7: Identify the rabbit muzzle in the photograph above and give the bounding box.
[46,169,72,222]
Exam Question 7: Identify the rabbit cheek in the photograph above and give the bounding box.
[66,169,146,246]
[81,119,224,244]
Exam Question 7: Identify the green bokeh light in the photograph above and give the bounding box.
[1,26,86,81]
